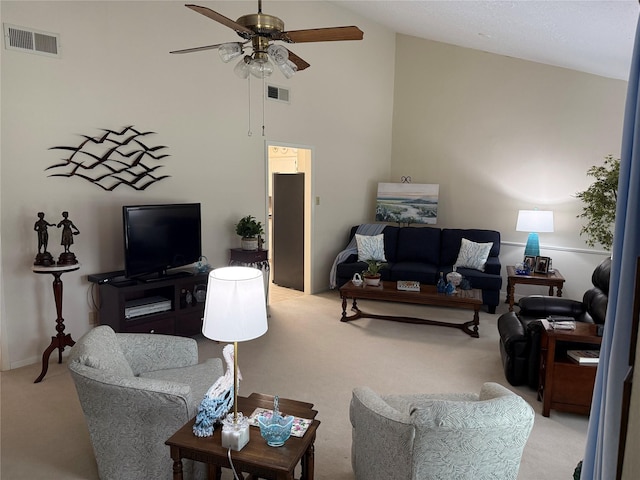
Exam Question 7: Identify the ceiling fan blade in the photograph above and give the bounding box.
[185,4,254,37]
[170,43,224,54]
[285,48,310,71]
[279,26,363,43]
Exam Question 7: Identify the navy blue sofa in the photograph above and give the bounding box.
[335,225,503,313]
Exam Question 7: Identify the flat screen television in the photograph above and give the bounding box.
[123,203,201,281]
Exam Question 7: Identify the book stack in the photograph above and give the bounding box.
[397,280,420,292]
[567,349,600,365]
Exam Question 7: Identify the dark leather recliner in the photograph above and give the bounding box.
[497,257,611,389]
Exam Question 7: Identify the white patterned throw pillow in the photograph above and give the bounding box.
[454,238,493,272]
[356,234,387,262]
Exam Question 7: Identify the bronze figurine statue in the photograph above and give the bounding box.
[57,211,80,265]
[34,212,55,266]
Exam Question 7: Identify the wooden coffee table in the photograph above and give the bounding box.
[339,280,483,337]
[166,393,320,480]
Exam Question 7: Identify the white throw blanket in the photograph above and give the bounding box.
[329,223,386,289]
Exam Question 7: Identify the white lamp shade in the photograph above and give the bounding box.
[202,266,268,342]
[516,210,554,233]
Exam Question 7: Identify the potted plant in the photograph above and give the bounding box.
[235,215,264,251]
[575,154,620,251]
[362,259,387,286]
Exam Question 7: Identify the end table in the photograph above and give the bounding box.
[32,263,80,383]
[166,393,320,480]
[505,266,565,312]
[538,321,601,417]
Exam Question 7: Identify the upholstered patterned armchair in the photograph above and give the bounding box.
[68,325,223,480]
[350,382,534,480]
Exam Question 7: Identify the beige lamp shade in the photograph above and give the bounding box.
[202,266,268,342]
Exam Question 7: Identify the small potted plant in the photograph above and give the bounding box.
[235,215,264,251]
[362,259,386,286]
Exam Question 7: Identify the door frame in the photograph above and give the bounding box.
[265,141,314,294]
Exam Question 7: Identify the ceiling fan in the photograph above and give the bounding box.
[170,1,364,79]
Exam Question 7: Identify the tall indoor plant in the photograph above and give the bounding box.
[575,154,620,251]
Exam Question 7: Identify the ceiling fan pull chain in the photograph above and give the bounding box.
[247,75,253,137]
[262,75,266,137]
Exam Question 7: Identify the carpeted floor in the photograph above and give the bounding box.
[1,289,587,479]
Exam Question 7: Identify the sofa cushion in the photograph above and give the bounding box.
[356,234,387,262]
[440,229,501,266]
[381,226,399,263]
[73,325,134,378]
[389,262,438,284]
[452,267,503,290]
[396,227,441,265]
[453,238,493,272]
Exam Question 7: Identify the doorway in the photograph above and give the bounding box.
[266,143,313,294]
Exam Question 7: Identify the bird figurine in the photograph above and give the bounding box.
[193,344,241,437]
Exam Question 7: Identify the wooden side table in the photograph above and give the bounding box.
[538,321,602,417]
[505,266,566,312]
[166,393,320,480]
[32,263,80,383]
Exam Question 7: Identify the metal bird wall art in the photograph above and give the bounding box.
[47,126,171,191]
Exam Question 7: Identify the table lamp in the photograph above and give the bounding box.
[516,210,554,257]
[202,266,268,451]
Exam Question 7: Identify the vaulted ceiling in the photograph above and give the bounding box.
[334,0,638,81]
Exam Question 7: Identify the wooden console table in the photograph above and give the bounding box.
[506,266,565,312]
[32,264,80,383]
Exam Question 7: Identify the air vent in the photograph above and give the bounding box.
[267,84,290,104]
[3,24,60,57]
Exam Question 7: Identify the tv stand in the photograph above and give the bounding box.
[135,270,193,283]
[90,270,209,335]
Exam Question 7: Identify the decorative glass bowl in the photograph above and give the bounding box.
[257,413,294,447]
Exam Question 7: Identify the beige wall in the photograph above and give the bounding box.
[0,1,395,368]
[0,3,630,370]
[391,34,626,299]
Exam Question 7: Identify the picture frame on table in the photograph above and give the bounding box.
[535,256,551,274]
[524,256,536,272]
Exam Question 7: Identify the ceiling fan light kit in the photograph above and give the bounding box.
[248,56,274,79]
[218,42,243,63]
[233,56,251,79]
[171,1,363,80]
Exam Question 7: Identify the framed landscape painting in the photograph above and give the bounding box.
[375,183,439,224]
